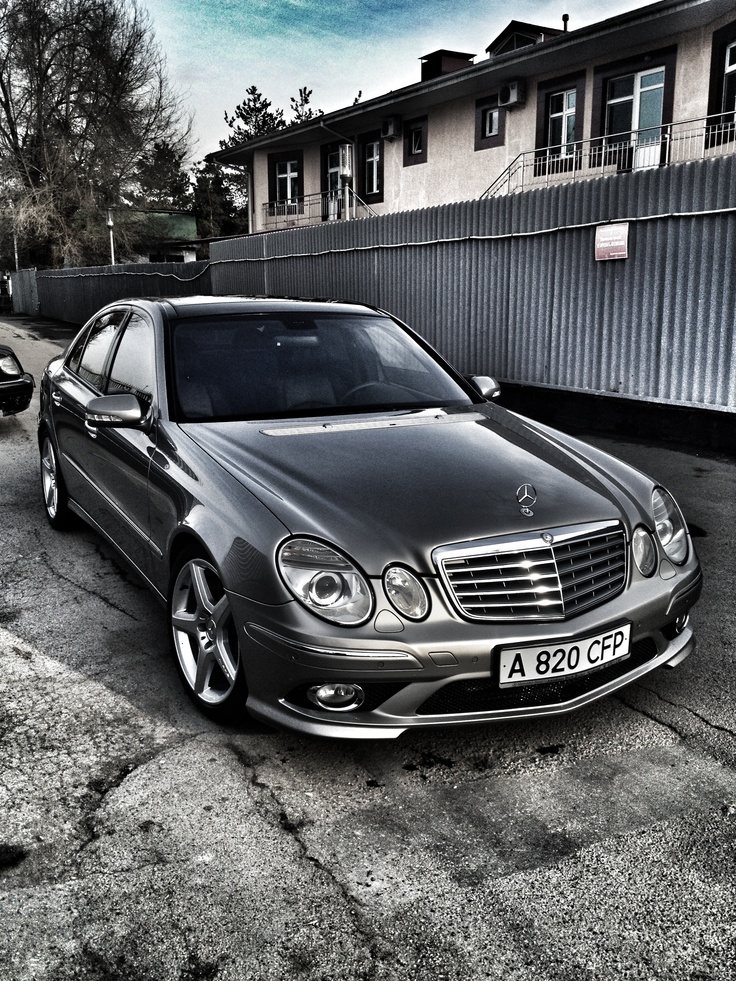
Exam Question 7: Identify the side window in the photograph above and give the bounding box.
[475,96,505,150]
[549,89,577,154]
[723,40,736,117]
[403,117,428,166]
[73,310,127,391]
[706,24,736,147]
[535,73,585,164]
[591,48,676,150]
[106,314,156,406]
[358,131,384,203]
[268,150,304,215]
[321,145,343,220]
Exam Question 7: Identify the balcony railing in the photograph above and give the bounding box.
[262,188,378,231]
[482,112,736,198]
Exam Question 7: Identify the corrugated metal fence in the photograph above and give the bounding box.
[11,155,736,412]
[12,260,212,325]
[209,156,736,413]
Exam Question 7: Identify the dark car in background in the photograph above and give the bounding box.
[37,296,702,738]
[0,343,34,415]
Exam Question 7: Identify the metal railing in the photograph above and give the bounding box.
[482,112,736,198]
[262,188,378,231]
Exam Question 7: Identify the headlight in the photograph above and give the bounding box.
[652,488,688,565]
[383,566,429,620]
[632,526,657,577]
[278,538,373,625]
[0,355,21,377]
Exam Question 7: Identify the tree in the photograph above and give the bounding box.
[131,141,193,211]
[289,87,321,125]
[191,157,246,242]
[221,85,286,149]
[197,85,322,240]
[0,0,191,267]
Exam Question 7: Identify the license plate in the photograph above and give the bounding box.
[498,623,632,688]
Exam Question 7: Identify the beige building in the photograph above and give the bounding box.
[215,0,736,234]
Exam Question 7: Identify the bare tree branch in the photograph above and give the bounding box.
[0,0,192,266]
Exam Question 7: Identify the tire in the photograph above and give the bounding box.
[168,550,248,720]
[40,433,72,530]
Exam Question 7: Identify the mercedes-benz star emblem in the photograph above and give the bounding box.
[516,483,537,516]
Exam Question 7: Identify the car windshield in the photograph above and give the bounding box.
[170,312,475,421]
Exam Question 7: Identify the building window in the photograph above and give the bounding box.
[403,116,428,166]
[357,132,383,203]
[549,89,577,154]
[365,140,380,195]
[534,73,585,174]
[591,48,676,171]
[276,160,299,205]
[322,146,342,220]
[475,97,505,150]
[606,69,664,142]
[483,108,499,138]
[268,150,304,214]
[326,149,340,194]
[723,40,736,116]
[605,67,664,168]
[706,24,736,146]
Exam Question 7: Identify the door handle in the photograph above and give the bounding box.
[51,392,62,405]
[84,421,98,439]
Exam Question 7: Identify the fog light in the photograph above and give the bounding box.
[674,614,689,635]
[307,682,365,712]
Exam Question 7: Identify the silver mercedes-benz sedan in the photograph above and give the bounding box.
[38,296,702,738]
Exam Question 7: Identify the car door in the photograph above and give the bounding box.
[51,308,129,512]
[81,311,159,581]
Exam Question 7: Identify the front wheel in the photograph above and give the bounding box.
[169,552,247,720]
[40,433,72,529]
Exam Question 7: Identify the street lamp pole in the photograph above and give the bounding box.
[106,209,115,265]
[8,200,19,270]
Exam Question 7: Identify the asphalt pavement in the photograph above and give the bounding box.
[1,315,735,981]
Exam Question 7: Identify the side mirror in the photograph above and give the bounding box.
[469,375,501,400]
[85,393,148,428]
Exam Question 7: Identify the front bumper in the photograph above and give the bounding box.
[231,565,703,739]
[0,373,34,415]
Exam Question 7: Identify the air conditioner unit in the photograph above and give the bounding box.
[381,116,402,140]
[498,80,526,108]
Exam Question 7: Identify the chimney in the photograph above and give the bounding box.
[420,50,476,82]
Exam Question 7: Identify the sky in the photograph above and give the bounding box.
[143,0,658,159]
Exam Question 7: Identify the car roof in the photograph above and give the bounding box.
[107,295,384,320]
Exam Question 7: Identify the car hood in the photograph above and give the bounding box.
[181,404,652,574]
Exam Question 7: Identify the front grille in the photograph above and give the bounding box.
[416,637,658,715]
[435,521,627,622]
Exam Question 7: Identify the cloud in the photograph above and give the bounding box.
[144,0,651,155]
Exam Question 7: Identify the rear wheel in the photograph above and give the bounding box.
[169,551,247,719]
[40,434,72,529]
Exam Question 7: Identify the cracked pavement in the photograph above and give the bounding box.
[1,317,736,980]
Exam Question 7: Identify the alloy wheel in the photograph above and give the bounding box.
[170,557,240,706]
[41,437,59,520]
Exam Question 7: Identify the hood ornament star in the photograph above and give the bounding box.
[516,483,537,516]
